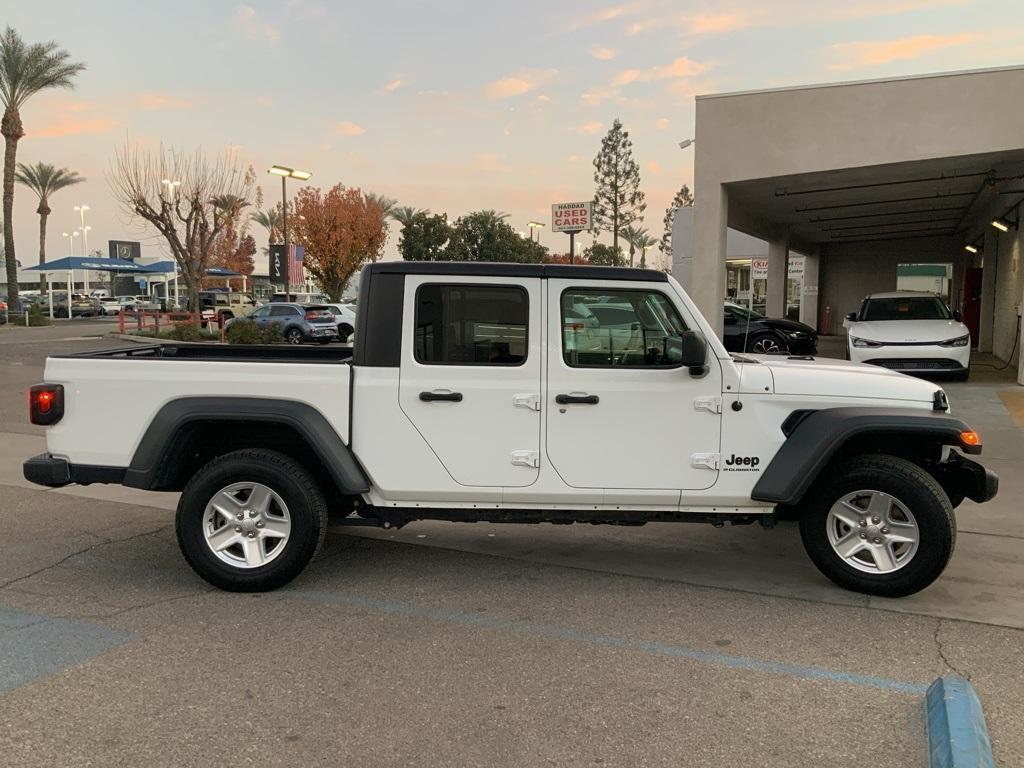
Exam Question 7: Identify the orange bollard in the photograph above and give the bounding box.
[822,305,832,336]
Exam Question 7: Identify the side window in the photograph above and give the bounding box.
[415,284,528,366]
[269,305,295,318]
[561,288,688,368]
[251,306,270,319]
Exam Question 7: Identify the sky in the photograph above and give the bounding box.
[5,0,1024,273]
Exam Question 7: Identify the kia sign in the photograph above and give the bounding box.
[551,201,592,233]
[751,257,769,280]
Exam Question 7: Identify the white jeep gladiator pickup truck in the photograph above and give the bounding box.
[24,262,997,596]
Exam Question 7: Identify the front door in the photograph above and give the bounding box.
[545,280,723,491]
[398,276,542,487]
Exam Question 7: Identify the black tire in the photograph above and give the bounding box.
[799,454,955,597]
[747,332,788,355]
[338,323,354,344]
[175,449,328,591]
[56,308,68,319]
[953,369,970,382]
[285,327,304,345]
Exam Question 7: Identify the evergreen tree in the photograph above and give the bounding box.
[659,183,694,260]
[592,118,645,252]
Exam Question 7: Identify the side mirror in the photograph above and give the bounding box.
[679,330,708,376]
[845,312,858,322]
[952,309,962,321]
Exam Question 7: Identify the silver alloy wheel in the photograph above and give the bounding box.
[202,482,292,569]
[287,328,303,344]
[826,490,919,574]
[750,336,784,354]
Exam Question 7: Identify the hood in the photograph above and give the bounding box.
[760,317,816,334]
[744,354,940,403]
[848,319,968,344]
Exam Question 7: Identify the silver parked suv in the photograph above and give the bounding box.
[234,302,339,344]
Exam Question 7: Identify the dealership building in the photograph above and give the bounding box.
[675,65,1024,382]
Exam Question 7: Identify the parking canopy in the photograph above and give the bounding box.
[23,256,159,274]
[143,261,242,277]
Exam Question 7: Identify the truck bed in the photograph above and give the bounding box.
[43,343,352,469]
[65,343,353,363]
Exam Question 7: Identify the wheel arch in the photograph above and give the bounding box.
[124,397,369,495]
[752,407,982,506]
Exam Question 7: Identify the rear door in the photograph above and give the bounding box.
[398,276,542,487]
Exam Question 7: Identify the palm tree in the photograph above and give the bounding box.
[250,207,282,243]
[391,205,427,230]
[364,192,397,218]
[211,193,249,223]
[0,27,85,306]
[473,209,509,229]
[636,232,658,268]
[621,225,649,267]
[15,162,83,290]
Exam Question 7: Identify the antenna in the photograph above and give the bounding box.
[734,300,754,410]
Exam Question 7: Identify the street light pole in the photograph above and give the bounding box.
[268,165,312,303]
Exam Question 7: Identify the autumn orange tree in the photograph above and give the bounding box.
[290,184,387,300]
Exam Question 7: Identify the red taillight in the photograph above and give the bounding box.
[29,384,64,426]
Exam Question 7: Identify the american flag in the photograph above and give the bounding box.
[288,245,304,287]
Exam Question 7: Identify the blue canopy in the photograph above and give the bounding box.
[24,256,159,273]
[144,260,242,277]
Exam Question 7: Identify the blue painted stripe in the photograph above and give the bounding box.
[289,589,928,695]
[0,606,132,695]
[925,676,996,768]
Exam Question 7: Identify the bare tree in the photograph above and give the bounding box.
[108,144,253,314]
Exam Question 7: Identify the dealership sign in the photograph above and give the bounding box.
[751,257,769,280]
[551,201,592,233]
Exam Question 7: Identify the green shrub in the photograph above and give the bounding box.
[26,304,52,327]
[226,319,264,344]
[261,321,284,344]
[165,320,203,342]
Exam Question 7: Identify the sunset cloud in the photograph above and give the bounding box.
[654,117,670,130]
[589,44,617,61]
[484,68,558,100]
[33,115,116,139]
[335,120,366,136]
[475,153,511,173]
[234,5,280,43]
[382,78,403,93]
[137,93,195,110]
[827,31,983,70]
[612,57,707,87]
[576,121,604,135]
[255,95,273,107]
[568,3,642,31]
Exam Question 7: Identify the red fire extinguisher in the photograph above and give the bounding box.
[822,305,832,336]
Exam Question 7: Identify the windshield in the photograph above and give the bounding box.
[861,296,951,321]
[726,303,764,320]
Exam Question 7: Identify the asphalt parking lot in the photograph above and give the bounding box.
[0,320,1021,767]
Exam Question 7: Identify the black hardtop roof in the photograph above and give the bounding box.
[363,261,668,282]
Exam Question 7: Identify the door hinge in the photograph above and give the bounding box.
[693,396,722,414]
[513,393,541,411]
[691,452,720,470]
[511,450,540,468]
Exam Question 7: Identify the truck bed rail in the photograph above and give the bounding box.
[61,343,353,364]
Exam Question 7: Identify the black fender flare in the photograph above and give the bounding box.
[751,407,981,505]
[123,397,370,494]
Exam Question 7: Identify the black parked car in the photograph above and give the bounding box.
[722,301,817,355]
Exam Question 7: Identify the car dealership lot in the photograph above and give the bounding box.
[0,327,1022,766]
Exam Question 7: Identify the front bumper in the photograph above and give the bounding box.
[934,452,999,505]
[23,453,125,488]
[849,340,970,373]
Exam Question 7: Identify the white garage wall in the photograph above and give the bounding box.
[990,223,1024,366]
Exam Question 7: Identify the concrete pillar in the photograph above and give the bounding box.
[766,237,788,318]
[978,227,998,353]
[799,251,820,331]
[690,185,728,333]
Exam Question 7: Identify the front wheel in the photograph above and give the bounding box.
[748,332,787,355]
[285,327,304,345]
[175,449,328,591]
[338,323,354,344]
[799,454,955,597]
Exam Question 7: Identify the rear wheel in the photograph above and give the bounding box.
[338,323,354,344]
[175,449,328,591]
[799,454,955,597]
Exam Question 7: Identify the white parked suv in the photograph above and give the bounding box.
[844,291,971,380]
[24,263,997,597]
